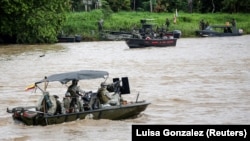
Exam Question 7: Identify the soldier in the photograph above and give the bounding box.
[97,82,111,105]
[231,18,236,27]
[231,18,237,33]
[97,82,120,106]
[53,95,62,114]
[200,19,205,30]
[205,21,209,29]
[165,18,170,29]
[66,79,85,112]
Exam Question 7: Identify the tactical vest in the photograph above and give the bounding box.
[97,88,110,104]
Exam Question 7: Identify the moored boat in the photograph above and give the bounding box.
[7,70,150,126]
[57,35,82,43]
[99,30,134,41]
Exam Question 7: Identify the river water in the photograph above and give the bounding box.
[0,35,249,141]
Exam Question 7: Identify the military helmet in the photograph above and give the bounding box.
[72,79,78,85]
[101,82,108,87]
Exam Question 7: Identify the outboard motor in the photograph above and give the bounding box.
[173,30,182,38]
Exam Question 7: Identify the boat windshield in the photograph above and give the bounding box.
[206,26,213,30]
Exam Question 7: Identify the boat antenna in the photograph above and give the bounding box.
[136,92,140,103]
[44,76,48,91]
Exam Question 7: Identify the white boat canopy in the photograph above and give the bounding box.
[35,70,109,84]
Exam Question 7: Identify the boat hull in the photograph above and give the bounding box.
[195,25,243,37]
[195,30,243,37]
[57,35,82,43]
[100,30,133,41]
[125,38,177,48]
[8,101,150,126]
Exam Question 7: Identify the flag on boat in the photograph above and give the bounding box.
[25,83,36,91]
[173,9,178,24]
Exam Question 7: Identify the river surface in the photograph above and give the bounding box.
[0,35,249,141]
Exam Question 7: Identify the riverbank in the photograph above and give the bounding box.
[62,10,250,41]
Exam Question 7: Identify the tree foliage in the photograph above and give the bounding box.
[106,0,131,12]
[0,0,249,44]
[129,0,250,13]
[222,0,250,13]
[0,0,70,44]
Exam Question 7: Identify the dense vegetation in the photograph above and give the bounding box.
[0,0,70,44]
[0,0,249,44]
[63,10,250,40]
[71,0,250,13]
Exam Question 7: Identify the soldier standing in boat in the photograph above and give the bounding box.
[199,19,205,30]
[231,18,236,27]
[165,18,170,31]
[66,79,85,112]
[205,21,209,29]
[231,18,237,33]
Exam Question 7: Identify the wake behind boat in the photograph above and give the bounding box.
[7,70,150,126]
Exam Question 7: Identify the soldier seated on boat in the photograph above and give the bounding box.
[53,95,62,115]
[97,82,120,107]
[37,91,57,115]
[224,27,232,33]
[62,94,71,113]
[65,79,85,112]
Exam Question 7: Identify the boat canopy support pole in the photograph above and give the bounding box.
[136,92,140,102]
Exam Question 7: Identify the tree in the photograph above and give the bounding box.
[198,0,221,13]
[222,0,250,13]
[187,0,193,13]
[0,0,70,44]
[211,0,215,13]
[106,0,131,12]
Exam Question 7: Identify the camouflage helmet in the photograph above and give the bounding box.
[101,82,108,87]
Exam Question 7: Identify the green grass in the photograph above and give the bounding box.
[63,10,250,40]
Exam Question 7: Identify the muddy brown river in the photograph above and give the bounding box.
[0,35,249,141]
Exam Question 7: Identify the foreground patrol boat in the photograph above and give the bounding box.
[7,70,150,126]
